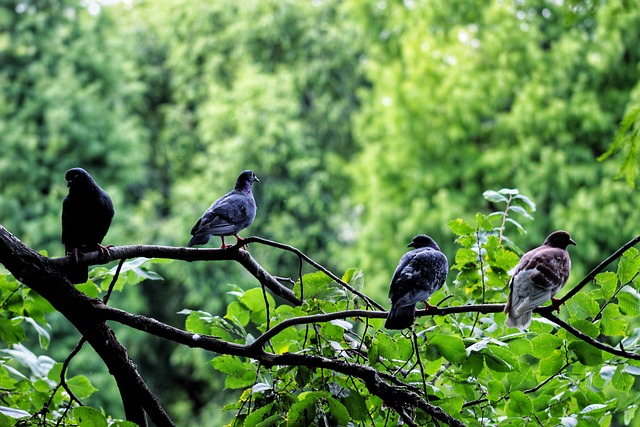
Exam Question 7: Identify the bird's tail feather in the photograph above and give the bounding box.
[505,310,532,329]
[187,234,211,247]
[384,305,416,330]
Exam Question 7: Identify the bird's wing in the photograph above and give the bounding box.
[507,247,571,313]
[508,269,553,315]
[391,249,448,308]
[193,193,249,235]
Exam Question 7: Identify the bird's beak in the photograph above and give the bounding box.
[569,238,577,246]
[407,242,415,248]
[66,180,72,188]
[254,176,260,183]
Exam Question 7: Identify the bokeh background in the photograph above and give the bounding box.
[1,0,639,424]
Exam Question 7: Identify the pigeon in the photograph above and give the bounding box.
[187,170,259,248]
[385,235,449,330]
[504,230,576,329]
[61,168,115,284]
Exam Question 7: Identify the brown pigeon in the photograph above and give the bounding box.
[187,170,259,248]
[385,235,448,330]
[504,230,576,329]
[62,168,115,284]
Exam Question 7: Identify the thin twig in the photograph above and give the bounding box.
[241,237,385,310]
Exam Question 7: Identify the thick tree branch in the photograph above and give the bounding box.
[48,242,301,305]
[0,227,172,427]
[100,305,464,426]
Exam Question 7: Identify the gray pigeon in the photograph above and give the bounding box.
[62,168,115,284]
[505,230,576,329]
[385,235,449,330]
[187,170,259,248]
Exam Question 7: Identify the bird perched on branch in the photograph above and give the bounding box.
[385,235,449,330]
[187,170,259,248]
[61,167,115,284]
[505,230,576,329]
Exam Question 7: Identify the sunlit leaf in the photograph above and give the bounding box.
[594,272,617,300]
[73,406,108,427]
[618,287,640,316]
[506,390,532,416]
[67,375,99,399]
[618,248,640,284]
[566,293,599,319]
[448,219,475,236]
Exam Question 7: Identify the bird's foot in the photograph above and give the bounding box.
[67,248,81,264]
[234,235,250,251]
[97,244,113,258]
[550,297,563,312]
[219,236,235,249]
[423,301,436,310]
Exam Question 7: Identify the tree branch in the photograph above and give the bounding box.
[48,242,301,306]
[0,227,173,427]
[558,234,640,304]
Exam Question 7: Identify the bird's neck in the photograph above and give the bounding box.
[235,182,252,194]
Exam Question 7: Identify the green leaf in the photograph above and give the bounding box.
[67,375,99,399]
[539,352,564,376]
[226,301,250,327]
[0,318,25,345]
[455,248,478,267]
[568,319,600,338]
[73,407,108,427]
[475,213,494,231]
[487,380,506,401]
[594,272,618,300]
[531,334,563,358]
[439,396,464,414]
[287,394,319,427]
[23,317,50,350]
[448,219,475,236]
[566,293,599,319]
[327,397,350,425]
[210,355,256,389]
[618,248,640,284]
[184,310,214,334]
[343,390,368,421]
[506,390,532,416]
[484,346,517,373]
[240,288,275,313]
[245,403,275,427]
[612,365,634,392]
[375,333,399,361]
[342,269,364,291]
[483,190,508,203]
[569,341,603,366]
[508,205,534,220]
[618,287,640,316]
[601,304,628,337]
[294,271,341,300]
[428,333,466,364]
[513,193,536,211]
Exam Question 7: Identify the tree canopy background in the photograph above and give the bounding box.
[1,0,639,425]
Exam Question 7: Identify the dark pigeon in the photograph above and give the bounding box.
[505,230,576,329]
[61,168,115,284]
[385,235,449,330]
[187,170,259,248]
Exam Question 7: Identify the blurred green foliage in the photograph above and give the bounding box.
[1,0,640,425]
